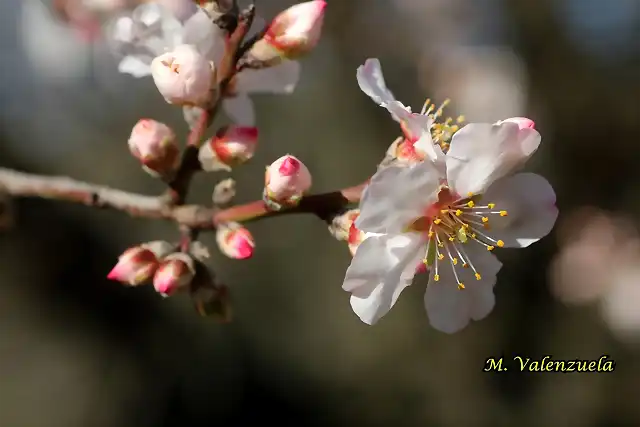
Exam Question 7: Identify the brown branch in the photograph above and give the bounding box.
[0,167,366,230]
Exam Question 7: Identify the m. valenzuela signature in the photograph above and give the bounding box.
[483,355,616,372]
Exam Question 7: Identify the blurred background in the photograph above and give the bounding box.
[0,0,639,426]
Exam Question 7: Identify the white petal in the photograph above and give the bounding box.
[182,8,225,61]
[446,121,541,196]
[112,17,135,42]
[481,173,558,248]
[356,58,396,106]
[343,233,425,325]
[223,95,256,125]
[234,60,301,94]
[118,55,152,77]
[425,241,502,333]
[356,161,441,234]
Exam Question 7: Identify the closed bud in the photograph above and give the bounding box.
[128,119,180,177]
[246,1,326,67]
[198,126,258,172]
[212,178,236,205]
[263,154,312,210]
[216,222,255,260]
[151,44,215,106]
[107,241,173,286]
[328,209,360,242]
[153,252,196,297]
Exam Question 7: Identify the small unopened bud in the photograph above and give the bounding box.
[128,119,180,177]
[328,209,360,242]
[212,178,236,205]
[263,154,312,210]
[198,126,258,172]
[107,241,173,286]
[499,117,536,130]
[153,252,196,297]
[246,1,326,67]
[216,222,255,260]
[151,44,215,106]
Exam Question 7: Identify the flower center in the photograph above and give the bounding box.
[408,187,508,290]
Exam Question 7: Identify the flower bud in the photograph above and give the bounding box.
[198,126,258,172]
[246,1,326,67]
[212,178,236,205]
[216,222,255,260]
[107,241,173,286]
[128,119,180,176]
[150,44,215,106]
[263,154,312,209]
[499,117,535,130]
[153,252,196,297]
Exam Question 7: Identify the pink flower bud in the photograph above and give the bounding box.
[107,241,173,286]
[216,222,255,260]
[153,253,196,296]
[501,117,535,130]
[198,126,258,172]
[247,1,326,66]
[150,44,215,106]
[128,119,180,176]
[264,154,312,208]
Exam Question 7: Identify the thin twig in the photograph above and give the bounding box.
[0,167,365,230]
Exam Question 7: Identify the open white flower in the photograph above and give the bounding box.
[343,120,558,333]
[109,2,301,124]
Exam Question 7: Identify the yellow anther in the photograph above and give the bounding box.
[497,240,505,247]
[440,209,449,214]
[434,218,442,224]
[455,209,463,216]
[438,254,445,260]
[422,258,429,265]
[467,201,475,208]
[467,192,474,197]
[448,236,455,242]
[487,245,495,251]
[428,231,434,237]
[462,223,470,228]
[434,274,440,282]
[470,233,477,239]
[475,273,482,280]
[456,115,465,123]
[488,203,496,209]
[481,217,489,223]
[499,210,508,217]
[457,283,465,290]
[438,242,444,247]
[452,258,458,265]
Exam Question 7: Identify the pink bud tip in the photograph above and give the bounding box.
[504,117,535,130]
[106,269,120,281]
[235,239,254,260]
[279,156,300,176]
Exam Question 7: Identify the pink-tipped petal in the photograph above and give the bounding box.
[503,117,535,130]
[278,156,300,176]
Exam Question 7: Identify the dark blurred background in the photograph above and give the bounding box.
[1,0,639,426]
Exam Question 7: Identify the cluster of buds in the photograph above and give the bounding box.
[245,1,326,68]
[128,119,180,177]
[263,155,312,211]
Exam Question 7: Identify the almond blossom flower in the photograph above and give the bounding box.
[109,2,301,124]
[342,120,558,333]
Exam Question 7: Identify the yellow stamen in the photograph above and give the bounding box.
[457,283,465,290]
[455,209,463,216]
[434,274,440,282]
[481,217,489,223]
[497,240,504,248]
[475,273,482,280]
[500,210,508,217]
[467,201,475,208]
[488,203,496,209]
[487,245,495,251]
